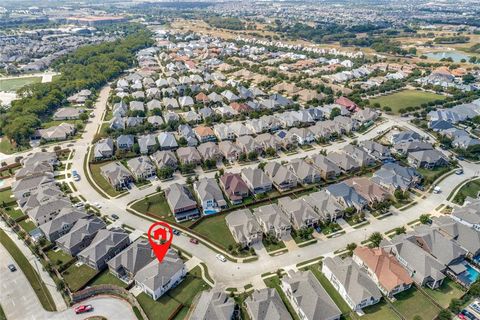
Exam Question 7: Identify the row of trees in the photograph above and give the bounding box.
[0,28,154,146]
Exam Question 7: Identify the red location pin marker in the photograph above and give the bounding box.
[147,221,173,264]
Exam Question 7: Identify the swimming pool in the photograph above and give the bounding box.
[458,263,480,286]
[0,179,5,187]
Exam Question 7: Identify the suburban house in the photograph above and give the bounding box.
[197,142,223,162]
[326,182,367,211]
[158,132,178,150]
[281,270,342,320]
[134,250,186,300]
[25,195,71,226]
[381,236,446,289]
[342,145,376,168]
[194,126,217,143]
[150,150,178,170]
[264,162,298,192]
[278,197,320,230]
[393,141,433,155]
[433,216,480,258]
[218,141,242,163]
[127,156,156,180]
[100,162,134,190]
[322,256,382,312]
[288,159,321,185]
[138,134,158,154]
[193,178,227,214]
[344,177,391,205]
[256,133,282,152]
[245,288,293,320]
[353,246,413,298]
[372,163,421,192]
[236,135,263,155]
[94,138,114,160]
[116,135,135,151]
[241,168,273,195]
[53,107,84,120]
[326,152,360,173]
[39,208,87,242]
[358,140,391,161]
[77,228,131,270]
[214,123,235,141]
[108,239,156,284]
[165,183,200,222]
[288,127,315,145]
[310,154,341,180]
[390,131,422,145]
[36,123,76,141]
[225,209,263,247]
[303,191,345,222]
[219,173,250,205]
[56,216,106,256]
[252,204,292,239]
[451,199,480,231]
[176,147,202,166]
[189,289,235,320]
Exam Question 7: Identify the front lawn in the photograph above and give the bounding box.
[191,214,237,251]
[369,90,445,114]
[62,263,98,292]
[262,238,286,252]
[423,278,465,308]
[0,229,56,311]
[361,300,399,320]
[89,161,124,197]
[88,269,128,288]
[417,166,451,186]
[131,193,172,218]
[137,266,210,320]
[453,178,480,205]
[392,287,441,320]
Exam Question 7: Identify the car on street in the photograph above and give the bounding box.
[461,309,477,320]
[216,254,227,262]
[94,202,102,209]
[74,202,84,208]
[8,264,16,272]
[189,238,198,244]
[172,229,180,236]
[456,168,464,175]
[111,214,119,220]
[433,186,441,194]
[74,305,93,314]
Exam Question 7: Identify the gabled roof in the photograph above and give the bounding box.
[189,289,235,320]
[225,209,262,244]
[56,216,106,250]
[108,239,156,276]
[78,228,130,263]
[246,288,293,320]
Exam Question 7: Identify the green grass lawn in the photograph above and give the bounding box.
[0,137,28,155]
[262,238,286,252]
[0,229,56,311]
[89,161,124,197]
[131,193,173,218]
[0,76,42,92]
[392,287,441,320]
[423,278,465,308]
[137,266,210,320]
[264,275,301,320]
[87,269,128,288]
[369,90,445,114]
[18,219,36,233]
[2,206,25,220]
[62,263,98,292]
[0,188,15,205]
[45,248,74,267]
[191,214,237,250]
[417,166,451,186]
[41,119,82,129]
[361,300,399,320]
[453,178,480,204]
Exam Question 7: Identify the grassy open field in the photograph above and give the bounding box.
[369,90,445,114]
[0,229,56,311]
[392,287,441,320]
[0,76,42,92]
[190,214,238,250]
[137,266,210,320]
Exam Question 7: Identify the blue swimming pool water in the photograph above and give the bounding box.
[460,263,480,285]
[203,209,219,215]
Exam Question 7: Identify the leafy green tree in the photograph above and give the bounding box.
[420,214,431,225]
[368,232,383,247]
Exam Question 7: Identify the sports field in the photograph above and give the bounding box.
[0,76,42,92]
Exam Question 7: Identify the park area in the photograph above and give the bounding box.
[0,76,42,92]
[369,90,445,114]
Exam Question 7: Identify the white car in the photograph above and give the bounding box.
[216,254,227,262]
[433,186,441,194]
[74,202,85,208]
[93,202,102,209]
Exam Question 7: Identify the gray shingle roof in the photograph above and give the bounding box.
[190,289,235,320]
[246,288,293,320]
[108,239,156,276]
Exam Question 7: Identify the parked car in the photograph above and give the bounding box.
[461,310,477,320]
[189,238,198,244]
[8,264,16,272]
[314,226,322,233]
[433,186,441,194]
[72,170,78,176]
[456,168,464,175]
[74,305,93,314]
[94,202,102,209]
[216,254,227,262]
[172,229,180,236]
[111,214,119,220]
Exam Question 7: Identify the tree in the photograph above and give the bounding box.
[449,298,462,314]
[157,166,174,180]
[394,189,406,201]
[419,214,431,225]
[437,310,452,320]
[368,232,383,247]
[329,107,341,119]
[395,226,406,235]
[79,112,89,122]
[346,242,357,256]
[248,151,258,161]
[462,74,475,84]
